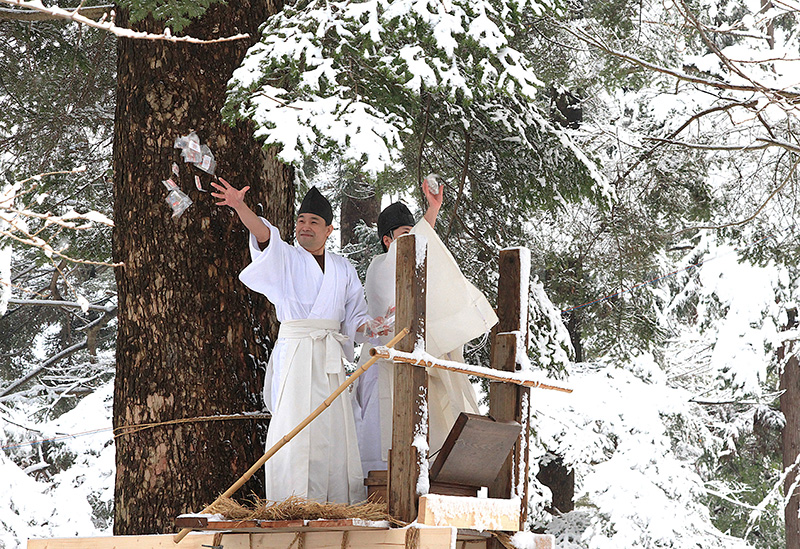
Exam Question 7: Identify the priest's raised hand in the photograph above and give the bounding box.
[211,177,270,247]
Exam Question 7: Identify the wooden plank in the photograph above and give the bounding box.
[259,519,306,529]
[175,517,389,532]
[249,527,454,549]
[27,532,249,549]
[489,333,523,500]
[389,233,428,524]
[305,519,391,529]
[28,528,456,549]
[430,412,521,488]
[174,516,209,528]
[417,495,520,531]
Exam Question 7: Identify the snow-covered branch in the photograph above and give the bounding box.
[1,171,122,269]
[0,0,249,44]
[0,339,88,399]
[6,298,115,313]
[0,3,110,21]
[566,24,800,101]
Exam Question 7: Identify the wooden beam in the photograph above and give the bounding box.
[497,248,524,336]
[389,233,428,523]
[418,494,521,531]
[27,533,248,549]
[28,528,456,549]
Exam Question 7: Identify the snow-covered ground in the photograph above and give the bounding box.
[1,380,114,548]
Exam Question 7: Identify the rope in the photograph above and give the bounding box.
[0,413,271,451]
[288,532,303,549]
[404,526,420,549]
[340,530,349,549]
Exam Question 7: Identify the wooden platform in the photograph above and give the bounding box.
[29,527,463,549]
[28,523,555,549]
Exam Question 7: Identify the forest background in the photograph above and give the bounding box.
[1,0,799,547]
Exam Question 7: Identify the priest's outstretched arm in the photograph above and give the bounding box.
[422,176,443,229]
[211,177,271,246]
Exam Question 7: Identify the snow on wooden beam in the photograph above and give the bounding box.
[417,494,521,532]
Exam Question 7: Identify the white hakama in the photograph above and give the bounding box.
[353,219,499,475]
[239,218,370,504]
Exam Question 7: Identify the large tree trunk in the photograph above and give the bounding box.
[340,180,379,249]
[112,1,292,534]
[781,312,800,549]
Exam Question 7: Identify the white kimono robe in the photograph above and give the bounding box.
[239,218,370,504]
[353,219,499,475]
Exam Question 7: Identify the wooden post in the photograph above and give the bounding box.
[489,248,531,530]
[389,233,428,523]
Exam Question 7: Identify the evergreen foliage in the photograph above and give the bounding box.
[115,0,220,31]
[0,9,116,399]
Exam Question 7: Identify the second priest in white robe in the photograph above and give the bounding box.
[354,199,498,475]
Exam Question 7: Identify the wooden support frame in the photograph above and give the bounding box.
[489,248,532,530]
[389,233,428,523]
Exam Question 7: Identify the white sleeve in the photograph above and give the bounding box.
[342,263,371,350]
[238,217,296,301]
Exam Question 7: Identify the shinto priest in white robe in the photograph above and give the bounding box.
[353,219,499,475]
[239,218,371,503]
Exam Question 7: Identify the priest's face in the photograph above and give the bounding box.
[382,225,413,250]
[296,213,334,253]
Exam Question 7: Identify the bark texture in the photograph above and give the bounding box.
[781,308,799,549]
[340,183,379,248]
[112,1,293,534]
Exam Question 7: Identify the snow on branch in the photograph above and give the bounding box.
[1,168,122,270]
[6,298,115,313]
[0,339,88,399]
[0,3,110,21]
[0,0,249,44]
[226,0,557,174]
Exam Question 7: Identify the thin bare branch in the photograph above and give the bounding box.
[619,100,758,185]
[6,298,115,313]
[644,137,771,151]
[674,157,799,234]
[0,339,89,399]
[565,25,800,101]
[0,0,249,44]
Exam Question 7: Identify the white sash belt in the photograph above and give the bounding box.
[278,319,349,374]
